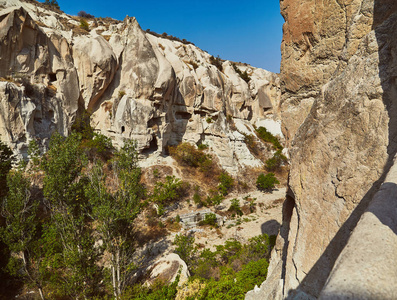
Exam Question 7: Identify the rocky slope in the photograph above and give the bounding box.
[248,0,397,299]
[0,0,281,175]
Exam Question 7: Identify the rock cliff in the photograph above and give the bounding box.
[248,0,397,299]
[0,0,281,174]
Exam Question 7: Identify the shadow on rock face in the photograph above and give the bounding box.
[261,219,280,236]
[284,1,397,299]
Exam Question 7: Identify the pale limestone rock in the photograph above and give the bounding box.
[89,14,281,174]
[320,156,397,299]
[72,34,117,110]
[0,1,281,176]
[0,6,79,157]
[145,253,190,287]
[253,1,397,299]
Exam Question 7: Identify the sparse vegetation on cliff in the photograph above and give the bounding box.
[210,55,223,71]
[233,63,251,83]
[79,18,89,31]
[255,126,283,150]
[43,0,59,10]
[265,150,288,172]
[78,10,95,18]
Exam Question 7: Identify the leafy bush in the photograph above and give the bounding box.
[121,275,179,300]
[27,139,41,168]
[118,90,126,99]
[44,0,60,9]
[228,198,243,216]
[189,234,274,299]
[209,55,223,72]
[255,126,283,150]
[145,29,195,45]
[197,143,208,150]
[193,192,202,206]
[152,176,185,205]
[169,142,215,175]
[256,173,279,191]
[84,132,114,160]
[232,63,251,83]
[205,190,224,206]
[265,150,288,171]
[218,172,234,196]
[71,110,94,140]
[79,18,89,31]
[0,140,15,198]
[174,234,196,267]
[199,213,218,227]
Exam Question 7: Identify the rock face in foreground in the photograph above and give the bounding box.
[0,0,281,174]
[248,0,397,299]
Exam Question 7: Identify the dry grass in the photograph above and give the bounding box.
[101,101,113,113]
[135,209,168,247]
[141,165,174,193]
[35,20,48,28]
[102,35,111,42]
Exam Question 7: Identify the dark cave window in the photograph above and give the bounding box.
[121,126,125,133]
[48,73,57,82]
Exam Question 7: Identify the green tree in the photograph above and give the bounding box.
[152,175,184,206]
[265,150,288,171]
[86,139,144,299]
[0,168,44,299]
[174,233,196,268]
[218,172,234,196]
[42,132,101,298]
[0,140,15,199]
[255,127,283,150]
[27,139,41,169]
[228,198,243,216]
[199,213,218,227]
[256,173,279,192]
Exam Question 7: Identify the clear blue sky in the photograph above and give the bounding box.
[56,0,284,73]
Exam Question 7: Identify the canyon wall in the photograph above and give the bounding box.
[248,0,397,299]
[0,0,281,174]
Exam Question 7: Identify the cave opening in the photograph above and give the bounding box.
[48,73,57,82]
[141,136,158,155]
[121,126,125,133]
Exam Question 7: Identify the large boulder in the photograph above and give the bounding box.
[145,253,190,287]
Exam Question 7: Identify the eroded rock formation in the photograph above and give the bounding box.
[0,0,281,174]
[248,0,397,299]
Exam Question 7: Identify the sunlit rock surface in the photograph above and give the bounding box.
[0,0,281,174]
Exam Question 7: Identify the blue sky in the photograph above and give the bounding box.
[56,0,284,73]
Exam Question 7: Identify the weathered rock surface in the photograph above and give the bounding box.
[320,154,397,299]
[251,0,397,299]
[0,0,281,173]
[145,253,190,287]
[0,5,79,155]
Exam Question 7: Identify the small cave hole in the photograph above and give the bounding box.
[48,73,57,82]
[48,110,54,120]
[141,136,158,155]
[121,126,125,133]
